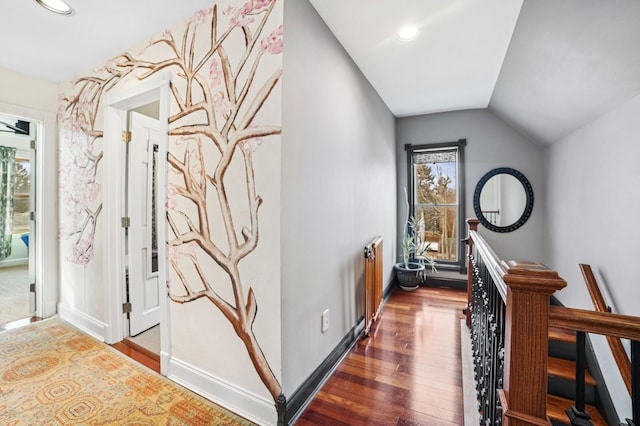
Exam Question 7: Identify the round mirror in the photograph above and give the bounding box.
[473,167,533,233]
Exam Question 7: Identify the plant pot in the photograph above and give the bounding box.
[394,262,425,291]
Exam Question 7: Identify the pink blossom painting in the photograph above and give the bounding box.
[59,0,283,402]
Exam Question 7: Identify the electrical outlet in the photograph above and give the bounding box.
[321,309,330,333]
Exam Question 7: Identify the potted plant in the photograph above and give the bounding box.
[395,214,437,291]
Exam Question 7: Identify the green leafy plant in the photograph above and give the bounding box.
[401,214,437,272]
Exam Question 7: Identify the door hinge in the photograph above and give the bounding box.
[121,217,130,228]
[30,211,36,221]
[30,139,36,150]
[122,302,132,314]
[29,283,36,292]
[122,131,132,143]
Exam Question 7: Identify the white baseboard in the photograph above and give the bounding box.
[160,351,171,375]
[57,303,109,342]
[168,357,276,426]
[0,258,28,268]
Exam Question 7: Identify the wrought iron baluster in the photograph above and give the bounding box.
[470,246,506,426]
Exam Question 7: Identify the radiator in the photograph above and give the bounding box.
[363,236,383,337]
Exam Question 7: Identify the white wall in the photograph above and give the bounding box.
[0,68,59,318]
[546,93,640,419]
[281,0,397,396]
[0,68,58,112]
[57,3,284,423]
[397,109,545,262]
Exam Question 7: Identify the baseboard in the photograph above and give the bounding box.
[383,279,397,300]
[423,269,467,291]
[168,357,276,426]
[283,319,363,425]
[0,258,28,268]
[283,280,395,425]
[57,303,108,342]
[160,350,171,375]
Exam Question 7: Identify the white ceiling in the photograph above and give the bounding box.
[309,0,523,117]
[1,0,213,83]
[2,0,640,145]
[309,0,640,144]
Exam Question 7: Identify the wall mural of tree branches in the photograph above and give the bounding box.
[58,0,283,403]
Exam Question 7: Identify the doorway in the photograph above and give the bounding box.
[0,114,36,326]
[103,74,170,374]
[124,107,161,355]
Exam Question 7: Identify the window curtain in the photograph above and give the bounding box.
[0,146,16,260]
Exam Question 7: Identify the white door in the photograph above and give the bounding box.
[127,112,160,336]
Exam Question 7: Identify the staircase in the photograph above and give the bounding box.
[547,326,608,425]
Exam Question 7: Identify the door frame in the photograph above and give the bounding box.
[103,73,171,374]
[0,101,58,319]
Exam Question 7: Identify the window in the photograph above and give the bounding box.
[405,140,466,271]
[13,157,30,234]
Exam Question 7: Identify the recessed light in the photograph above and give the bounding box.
[398,26,419,42]
[35,0,74,16]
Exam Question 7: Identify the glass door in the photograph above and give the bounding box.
[0,114,33,325]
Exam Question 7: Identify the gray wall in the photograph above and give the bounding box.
[396,109,545,262]
[281,0,397,396]
[546,93,640,418]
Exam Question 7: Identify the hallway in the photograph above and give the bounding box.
[297,286,467,425]
[108,285,468,424]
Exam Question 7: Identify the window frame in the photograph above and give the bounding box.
[405,139,467,273]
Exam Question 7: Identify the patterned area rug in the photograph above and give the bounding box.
[0,318,253,425]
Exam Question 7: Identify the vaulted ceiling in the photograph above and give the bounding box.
[2,0,640,145]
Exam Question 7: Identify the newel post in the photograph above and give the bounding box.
[465,218,480,328]
[499,261,567,426]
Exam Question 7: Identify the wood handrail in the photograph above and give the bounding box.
[580,263,632,395]
[550,305,640,341]
[466,218,639,423]
[581,263,611,313]
[469,229,508,300]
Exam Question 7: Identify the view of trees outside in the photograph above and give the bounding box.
[13,158,30,234]
[413,150,458,261]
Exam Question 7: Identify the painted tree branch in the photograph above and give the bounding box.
[164,2,283,401]
[61,0,284,401]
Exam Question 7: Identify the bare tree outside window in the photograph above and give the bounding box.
[413,150,458,261]
[13,158,30,234]
[406,141,466,271]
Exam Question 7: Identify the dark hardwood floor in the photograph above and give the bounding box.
[112,339,161,373]
[1,287,467,425]
[296,286,467,426]
[106,286,468,425]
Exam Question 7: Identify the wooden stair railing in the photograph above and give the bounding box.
[549,306,640,424]
[580,263,632,395]
[466,219,566,426]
